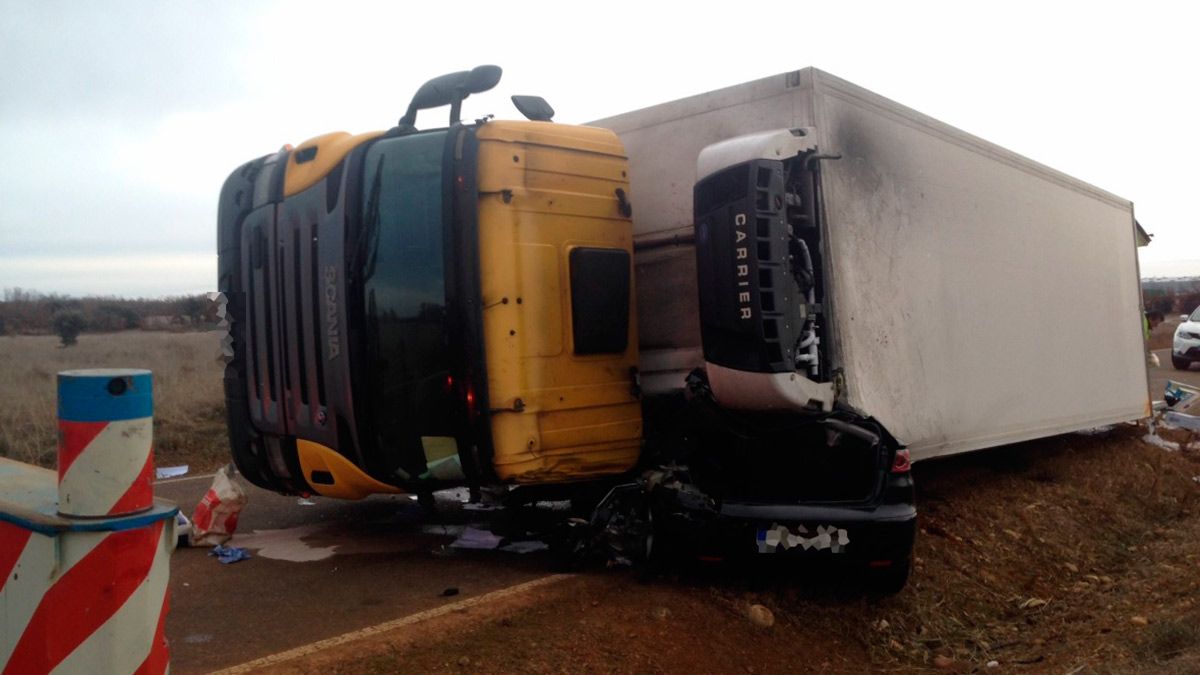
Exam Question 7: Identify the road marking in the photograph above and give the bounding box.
[154,472,214,486]
[209,574,572,674]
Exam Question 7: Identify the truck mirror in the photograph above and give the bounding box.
[512,95,555,122]
[398,65,503,130]
[465,65,503,95]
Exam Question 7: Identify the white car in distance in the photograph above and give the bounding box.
[1174,306,1200,370]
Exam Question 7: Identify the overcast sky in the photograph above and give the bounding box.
[1,0,1197,297]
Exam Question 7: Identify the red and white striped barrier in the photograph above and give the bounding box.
[57,369,155,518]
[0,369,176,675]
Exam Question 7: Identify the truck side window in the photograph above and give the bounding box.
[569,247,631,355]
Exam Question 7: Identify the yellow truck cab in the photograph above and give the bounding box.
[217,67,641,499]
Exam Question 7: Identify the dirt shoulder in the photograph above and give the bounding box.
[239,424,1200,674]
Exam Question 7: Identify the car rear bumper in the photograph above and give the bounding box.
[656,481,917,564]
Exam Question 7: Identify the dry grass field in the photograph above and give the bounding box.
[0,331,228,471]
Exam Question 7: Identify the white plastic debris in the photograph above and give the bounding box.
[175,512,193,547]
[1143,433,1181,451]
[462,502,503,512]
[155,465,189,479]
[449,526,504,550]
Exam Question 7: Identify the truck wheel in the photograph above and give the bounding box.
[1173,355,1192,371]
[863,558,911,595]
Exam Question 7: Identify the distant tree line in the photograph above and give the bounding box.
[1142,278,1200,316]
[0,288,213,338]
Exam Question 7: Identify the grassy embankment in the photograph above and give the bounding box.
[0,331,227,471]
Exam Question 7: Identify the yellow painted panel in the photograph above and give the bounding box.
[517,244,563,357]
[296,439,402,500]
[284,130,385,197]
[475,122,641,483]
[475,120,627,157]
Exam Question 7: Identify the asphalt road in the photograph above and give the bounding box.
[157,478,557,674]
[1150,348,1200,400]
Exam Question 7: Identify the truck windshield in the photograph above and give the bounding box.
[359,130,452,476]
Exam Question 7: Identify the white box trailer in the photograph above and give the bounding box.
[592,68,1149,461]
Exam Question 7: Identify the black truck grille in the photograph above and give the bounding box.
[242,205,332,442]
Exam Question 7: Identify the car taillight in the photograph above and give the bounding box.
[891,448,911,474]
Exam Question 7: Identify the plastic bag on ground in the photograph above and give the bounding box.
[190,466,248,547]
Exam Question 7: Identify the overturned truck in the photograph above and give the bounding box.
[216,67,1148,591]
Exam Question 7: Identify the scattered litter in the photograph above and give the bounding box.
[462,502,503,512]
[449,526,504,550]
[747,604,774,628]
[533,500,573,511]
[499,540,550,554]
[439,486,474,503]
[1019,597,1048,610]
[652,606,671,620]
[155,465,189,479]
[421,523,467,537]
[441,587,460,597]
[175,512,193,547]
[1143,433,1181,451]
[297,497,316,506]
[1165,380,1199,410]
[1130,615,1149,626]
[986,661,999,669]
[190,466,248,546]
[1074,426,1113,436]
[209,544,252,564]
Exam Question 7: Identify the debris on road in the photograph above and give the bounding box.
[175,512,193,547]
[297,496,316,506]
[156,464,189,479]
[500,540,550,554]
[1143,432,1181,452]
[463,502,503,512]
[190,466,247,546]
[450,526,504,550]
[209,544,252,564]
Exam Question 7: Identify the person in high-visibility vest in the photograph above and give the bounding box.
[1145,310,1164,367]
